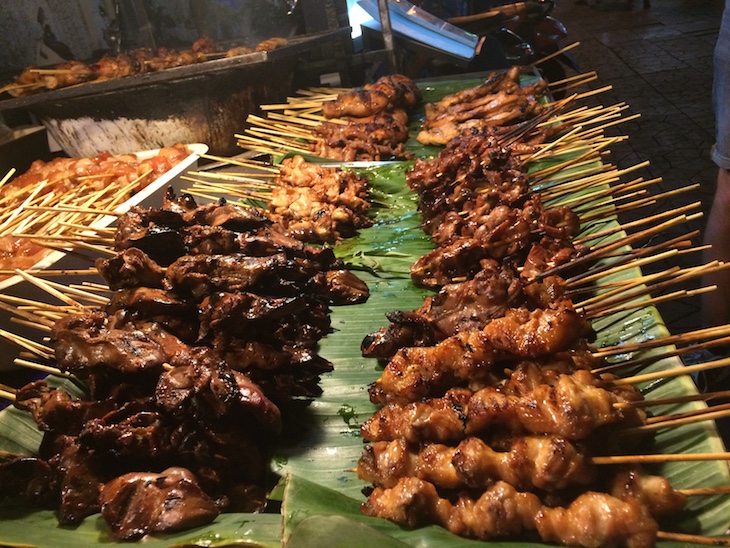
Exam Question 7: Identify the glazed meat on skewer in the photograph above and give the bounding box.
[358,434,596,492]
[369,302,591,405]
[363,477,661,547]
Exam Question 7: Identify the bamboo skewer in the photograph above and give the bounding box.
[585,286,716,319]
[594,324,730,357]
[575,201,700,246]
[592,452,730,464]
[198,154,279,172]
[13,269,83,309]
[677,486,730,496]
[657,531,730,546]
[579,262,725,315]
[613,356,730,386]
[614,389,730,409]
[621,407,730,434]
[0,328,53,359]
[594,335,730,374]
[647,402,730,425]
[530,215,692,283]
[13,358,72,378]
[567,231,699,287]
[533,41,580,66]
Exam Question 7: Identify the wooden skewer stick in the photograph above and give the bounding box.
[550,74,599,93]
[581,262,723,314]
[566,250,680,290]
[0,301,54,330]
[575,201,700,245]
[573,113,642,140]
[0,168,16,188]
[549,175,650,210]
[567,231,699,287]
[595,324,730,357]
[533,41,580,66]
[585,286,716,320]
[13,358,76,379]
[677,486,730,496]
[0,180,48,235]
[0,388,15,402]
[613,355,730,386]
[614,389,730,409]
[24,205,122,216]
[647,402,730,425]
[620,407,730,434]
[10,317,53,333]
[592,452,730,464]
[657,531,730,546]
[0,328,53,358]
[198,154,279,172]
[574,267,679,309]
[39,278,109,305]
[522,126,584,164]
[186,170,275,185]
[265,111,322,128]
[13,269,83,309]
[0,267,99,277]
[581,183,701,225]
[530,214,691,283]
[595,334,730,374]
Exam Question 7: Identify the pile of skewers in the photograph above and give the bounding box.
[0,144,191,277]
[0,35,289,98]
[339,75,730,546]
[0,156,375,538]
[1,60,730,547]
[237,74,422,162]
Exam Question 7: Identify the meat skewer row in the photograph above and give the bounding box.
[363,360,646,443]
[358,434,597,492]
[418,66,548,145]
[321,74,421,119]
[0,151,374,537]
[3,36,289,97]
[368,301,592,405]
[364,476,659,547]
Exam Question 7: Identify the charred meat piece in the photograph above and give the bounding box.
[106,287,197,318]
[99,467,219,540]
[165,253,305,299]
[361,310,437,359]
[114,207,187,265]
[237,226,342,270]
[360,388,471,444]
[50,436,108,525]
[608,467,687,518]
[535,492,657,548]
[52,312,168,375]
[363,260,521,358]
[14,380,115,435]
[325,269,370,304]
[95,248,165,290]
[0,458,56,506]
[182,224,239,255]
[369,304,588,405]
[198,291,306,339]
[369,329,498,405]
[363,477,542,539]
[154,350,282,434]
[182,199,271,232]
[79,399,171,459]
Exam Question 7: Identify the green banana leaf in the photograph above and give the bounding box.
[1,76,729,548]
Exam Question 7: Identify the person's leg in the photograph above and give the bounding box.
[703,1,730,325]
[703,168,730,325]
